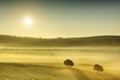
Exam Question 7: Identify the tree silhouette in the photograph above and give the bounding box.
[93,64,104,72]
[64,59,74,68]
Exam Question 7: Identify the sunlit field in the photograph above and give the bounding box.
[0,47,120,80]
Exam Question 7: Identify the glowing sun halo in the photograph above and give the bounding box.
[24,18,32,26]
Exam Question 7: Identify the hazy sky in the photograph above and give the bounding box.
[0,0,120,38]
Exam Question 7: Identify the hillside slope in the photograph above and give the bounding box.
[0,63,120,80]
[0,35,120,47]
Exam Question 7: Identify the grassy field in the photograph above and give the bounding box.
[0,47,120,80]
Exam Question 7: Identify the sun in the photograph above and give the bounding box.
[24,18,32,26]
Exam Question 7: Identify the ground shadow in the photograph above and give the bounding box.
[69,68,90,80]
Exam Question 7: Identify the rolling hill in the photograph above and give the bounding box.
[0,35,120,47]
[0,62,120,80]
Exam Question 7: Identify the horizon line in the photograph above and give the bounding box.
[0,34,120,39]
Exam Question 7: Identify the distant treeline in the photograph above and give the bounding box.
[0,35,120,47]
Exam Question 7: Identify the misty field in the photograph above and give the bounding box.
[0,47,120,80]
